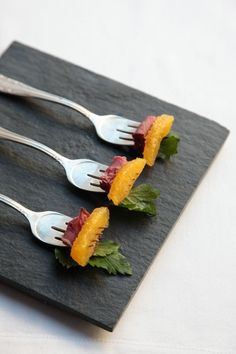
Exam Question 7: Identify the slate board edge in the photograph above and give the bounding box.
[0,273,112,331]
[110,129,229,331]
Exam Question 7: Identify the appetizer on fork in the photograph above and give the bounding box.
[53,207,132,275]
[99,156,160,215]
[63,207,109,266]
[133,114,179,166]
[0,194,132,275]
[100,157,146,205]
[0,76,179,161]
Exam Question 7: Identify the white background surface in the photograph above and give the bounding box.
[0,1,236,353]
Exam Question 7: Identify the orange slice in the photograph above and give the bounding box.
[108,158,146,206]
[70,207,109,266]
[143,114,174,166]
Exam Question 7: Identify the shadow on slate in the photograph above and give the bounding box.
[0,42,229,331]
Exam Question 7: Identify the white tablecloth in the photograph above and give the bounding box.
[0,1,235,353]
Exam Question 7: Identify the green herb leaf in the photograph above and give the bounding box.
[54,241,132,275]
[93,240,120,256]
[54,248,77,269]
[119,184,160,216]
[89,251,132,275]
[158,132,180,160]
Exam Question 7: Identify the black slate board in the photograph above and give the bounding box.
[0,42,229,331]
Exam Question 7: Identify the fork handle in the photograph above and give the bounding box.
[0,74,96,121]
[0,126,67,166]
[0,194,33,219]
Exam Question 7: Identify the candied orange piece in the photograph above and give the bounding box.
[108,158,146,206]
[70,207,109,266]
[143,114,174,166]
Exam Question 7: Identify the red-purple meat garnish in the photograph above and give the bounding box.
[132,116,156,152]
[100,156,128,192]
[62,208,90,247]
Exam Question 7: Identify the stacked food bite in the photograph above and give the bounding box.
[133,114,174,166]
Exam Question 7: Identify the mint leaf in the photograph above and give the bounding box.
[120,184,160,216]
[93,240,120,256]
[54,248,77,269]
[55,241,132,276]
[158,132,180,160]
[89,251,132,275]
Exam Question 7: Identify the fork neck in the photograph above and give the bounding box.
[56,98,100,125]
[0,126,68,167]
[52,96,95,119]
[0,74,99,124]
[0,194,34,220]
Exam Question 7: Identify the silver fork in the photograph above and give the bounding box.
[0,74,139,145]
[0,126,108,192]
[0,193,69,246]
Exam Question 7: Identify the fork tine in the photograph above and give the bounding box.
[116,139,135,146]
[87,173,101,180]
[118,133,134,141]
[119,138,134,142]
[127,122,140,128]
[93,170,105,177]
[117,127,136,134]
[55,236,63,241]
[90,182,102,188]
[51,226,65,233]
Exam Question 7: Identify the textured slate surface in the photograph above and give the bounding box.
[0,42,229,331]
